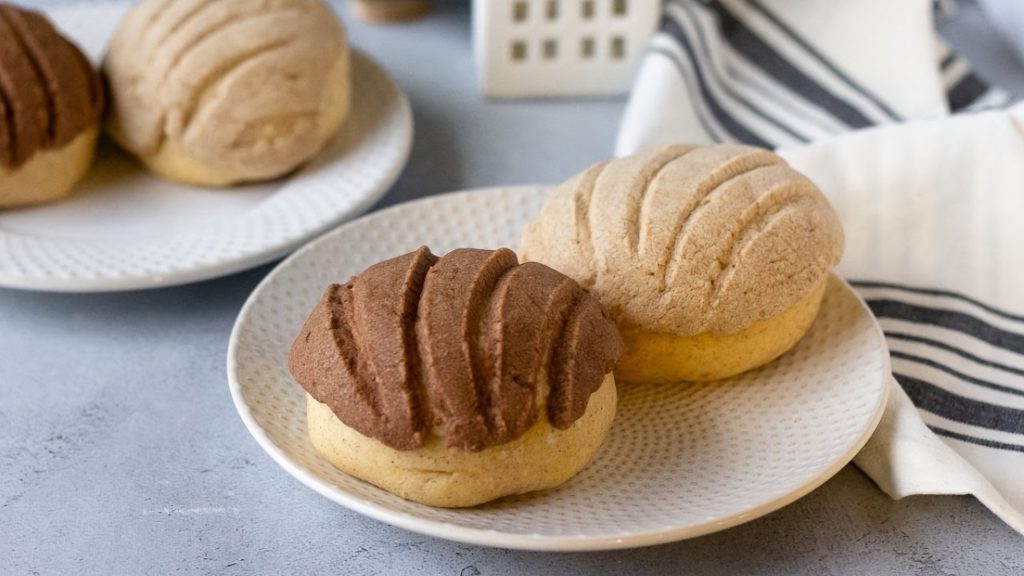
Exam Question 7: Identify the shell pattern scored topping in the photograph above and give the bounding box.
[521,144,845,335]
[288,247,624,452]
[0,3,103,169]
[103,0,347,174]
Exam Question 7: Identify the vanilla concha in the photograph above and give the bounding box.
[103,0,350,186]
[521,144,845,382]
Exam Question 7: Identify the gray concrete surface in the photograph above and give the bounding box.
[3,1,1024,574]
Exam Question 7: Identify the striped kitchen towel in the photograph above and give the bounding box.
[616,0,1024,534]
[617,0,1008,153]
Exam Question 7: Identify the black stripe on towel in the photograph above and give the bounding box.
[658,18,773,147]
[704,1,876,129]
[867,300,1024,355]
[649,46,727,142]
[948,73,991,112]
[742,0,901,121]
[939,52,956,71]
[896,373,1024,435]
[669,1,810,143]
[930,426,1024,454]
[886,331,1024,379]
[850,280,1024,323]
[890,350,1024,398]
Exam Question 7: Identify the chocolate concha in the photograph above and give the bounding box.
[521,144,845,335]
[288,247,623,452]
[0,3,103,169]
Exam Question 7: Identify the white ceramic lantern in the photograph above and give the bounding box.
[473,0,660,97]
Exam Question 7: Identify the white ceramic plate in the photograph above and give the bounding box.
[0,2,412,292]
[227,186,890,551]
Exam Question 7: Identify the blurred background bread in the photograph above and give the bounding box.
[103,0,350,187]
[352,0,432,23]
[0,2,103,209]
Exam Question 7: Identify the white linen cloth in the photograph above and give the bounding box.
[617,0,1024,534]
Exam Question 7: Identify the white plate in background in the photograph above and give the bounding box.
[0,2,412,292]
[227,186,890,551]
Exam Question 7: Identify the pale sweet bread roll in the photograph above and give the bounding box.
[289,247,623,507]
[103,0,350,186]
[521,144,844,382]
[0,3,103,209]
[305,376,616,509]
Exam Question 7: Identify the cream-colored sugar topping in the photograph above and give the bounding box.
[521,144,845,335]
[103,0,348,182]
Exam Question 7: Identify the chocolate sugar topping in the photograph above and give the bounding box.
[288,247,623,452]
[0,3,103,169]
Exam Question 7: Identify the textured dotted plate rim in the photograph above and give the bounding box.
[227,186,891,551]
[0,1,413,293]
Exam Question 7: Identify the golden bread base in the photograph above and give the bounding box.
[307,374,617,508]
[140,57,351,187]
[0,127,98,209]
[615,279,828,383]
